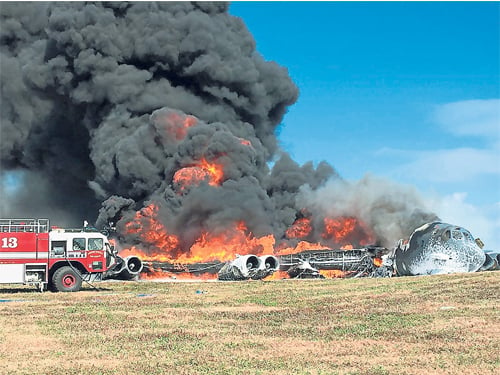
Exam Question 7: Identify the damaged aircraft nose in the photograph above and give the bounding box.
[393,222,486,276]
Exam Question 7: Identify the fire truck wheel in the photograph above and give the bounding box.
[51,266,82,292]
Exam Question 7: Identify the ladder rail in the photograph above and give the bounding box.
[0,218,50,233]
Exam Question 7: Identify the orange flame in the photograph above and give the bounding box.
[264,270,289,280]
[178,222,275,263]
[199,158,224,186]
[319,270,349,278]
[173,158,224,192]
[125,204,180,253]
[322,217,356,241]
[322,216,374,247]
[123,207,276,264]
[120,205,378,280]
[275,240,328,256]
[286,217,312,239]
[141,269,218,281]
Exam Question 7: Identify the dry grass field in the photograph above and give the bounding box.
[0,272,498,375]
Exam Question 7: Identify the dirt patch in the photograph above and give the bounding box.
[201,303,284,313]
[0,311,60,373]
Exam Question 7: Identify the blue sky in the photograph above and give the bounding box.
[229,2,500,248]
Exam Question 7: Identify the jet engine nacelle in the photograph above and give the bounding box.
[251,255,280,280]
[218,254,278,281]
[105,255,144,280]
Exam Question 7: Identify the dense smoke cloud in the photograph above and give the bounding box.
[1,2,437,251]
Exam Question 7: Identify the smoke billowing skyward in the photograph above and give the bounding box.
[0,2,437,257]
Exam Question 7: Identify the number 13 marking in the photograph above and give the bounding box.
[1,237,18,248]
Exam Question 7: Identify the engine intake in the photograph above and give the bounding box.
[251,255,279,280]
[218,254,261,281]
[105,255,144,280]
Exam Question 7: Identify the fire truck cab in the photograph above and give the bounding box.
[0,218,117,292]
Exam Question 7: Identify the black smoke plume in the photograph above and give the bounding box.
[0,2,437,252]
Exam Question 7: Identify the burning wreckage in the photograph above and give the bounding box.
[131,221,498,281]
[139,248,384,281]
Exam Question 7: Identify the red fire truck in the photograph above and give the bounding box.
[0,218,118,292]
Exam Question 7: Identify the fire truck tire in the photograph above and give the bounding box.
[51,266,82,292]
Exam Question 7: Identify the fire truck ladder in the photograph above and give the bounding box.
[0,218,50,233]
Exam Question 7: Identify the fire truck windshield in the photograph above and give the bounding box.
[88,238,103,250]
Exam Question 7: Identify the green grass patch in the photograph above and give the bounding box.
[0,272,498,375]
